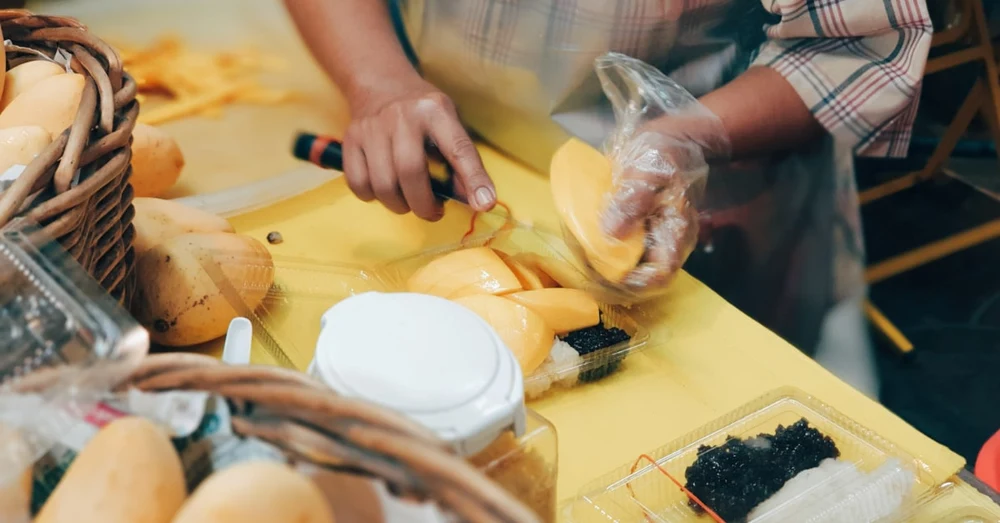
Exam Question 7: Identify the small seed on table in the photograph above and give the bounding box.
[266,231,283,244]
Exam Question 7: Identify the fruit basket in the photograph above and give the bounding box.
[123,353,541,523]
[0,10,139,305]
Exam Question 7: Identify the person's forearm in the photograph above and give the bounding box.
[283,0,420,106]
[699,66,824,160]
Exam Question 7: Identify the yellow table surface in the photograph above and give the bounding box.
[34,0,998,517]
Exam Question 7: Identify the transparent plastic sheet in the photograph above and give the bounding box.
[0,221,149,520]
[196,251,389,370]
[564,387,949,523]
[559,53,730,305]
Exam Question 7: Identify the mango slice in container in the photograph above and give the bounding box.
[406,246,521,298]
[564,387,950,523]
[380,216,651,400]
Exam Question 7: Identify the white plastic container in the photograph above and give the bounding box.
[309,291,558,522]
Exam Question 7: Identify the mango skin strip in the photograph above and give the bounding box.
[113,35,295,125]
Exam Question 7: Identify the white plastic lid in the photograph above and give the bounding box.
[310,292,526,457]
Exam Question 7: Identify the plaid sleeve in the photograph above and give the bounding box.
[752,0,933,158]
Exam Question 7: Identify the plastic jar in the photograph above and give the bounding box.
[309,291,558,522]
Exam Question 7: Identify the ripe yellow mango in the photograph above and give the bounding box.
[504,288,600,333]
[495,250,546,290]
[0,125,51,173]
[0,73,85,139]
[1,60,65,111]
[550,138,645,283]
[132,197,234,256]
[130,123,185,198]
[453,294,553,375]
[132,232,273,346]
[171,461,334,523]
[34,417,186,523]
[407,246,521,298]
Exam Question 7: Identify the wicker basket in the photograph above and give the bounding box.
[123,353,542,523]
[0,10,138,305]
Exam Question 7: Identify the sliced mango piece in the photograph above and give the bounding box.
[550,138,645,283]
[407,247,521,298]
[502,256,547,290]
[504,288,600,333]
[512,253,586,290]
[453,294,553,375]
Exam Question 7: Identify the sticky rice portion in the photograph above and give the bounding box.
[524,339,582,399]
[748,457,915,523]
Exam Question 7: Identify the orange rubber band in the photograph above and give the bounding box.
[625,454,725,523]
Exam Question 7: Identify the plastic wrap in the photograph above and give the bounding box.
[558,53,730,304]
[0,223,149,520]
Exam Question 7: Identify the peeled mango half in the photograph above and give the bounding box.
[550,138,645,283]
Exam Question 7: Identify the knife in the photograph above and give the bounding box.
[293,132,458,201]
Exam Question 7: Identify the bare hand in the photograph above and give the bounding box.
[342,78,496,220]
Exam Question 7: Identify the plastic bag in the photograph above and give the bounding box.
[559,52,730,304]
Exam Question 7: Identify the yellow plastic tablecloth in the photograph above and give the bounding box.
[34,0,994,515]
[214,145,966,504]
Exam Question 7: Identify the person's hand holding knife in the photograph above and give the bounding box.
[340,77,497,221]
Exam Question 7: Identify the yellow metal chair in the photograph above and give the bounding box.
[863,0,1000,353]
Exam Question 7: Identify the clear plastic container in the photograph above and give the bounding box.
[941,507,1000,523]
[565,387,944,523]
[470,410,559,523]
[203,253,389,370]
[380,218,651,400]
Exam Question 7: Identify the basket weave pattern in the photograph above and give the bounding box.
[0,10,138,305]
[125,353,541,523]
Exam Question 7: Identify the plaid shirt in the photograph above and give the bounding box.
[396,0,933,158]
[754,0,933,158]
[393,0,933,350]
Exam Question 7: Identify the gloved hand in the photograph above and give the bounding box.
[594,53,731,296]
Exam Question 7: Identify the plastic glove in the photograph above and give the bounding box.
[595,53,730,297]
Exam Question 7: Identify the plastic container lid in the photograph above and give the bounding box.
[310,291,526,457]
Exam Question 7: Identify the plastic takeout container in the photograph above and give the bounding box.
[379,216,651,400]
[565,387,946,523]
[202,252,389,370]
[470,410,559,523]
[941,507,1000,523]
[0,224,148,511]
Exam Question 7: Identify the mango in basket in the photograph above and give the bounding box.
[133,231,274,347]
[171,461,334,523]
[0,424,32,522]
[132,197,234,256]
[0,73,84,139]
[130,123,185,198]
[1,60,66,111]
[34,417,186,523]
[0,125,51,173]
